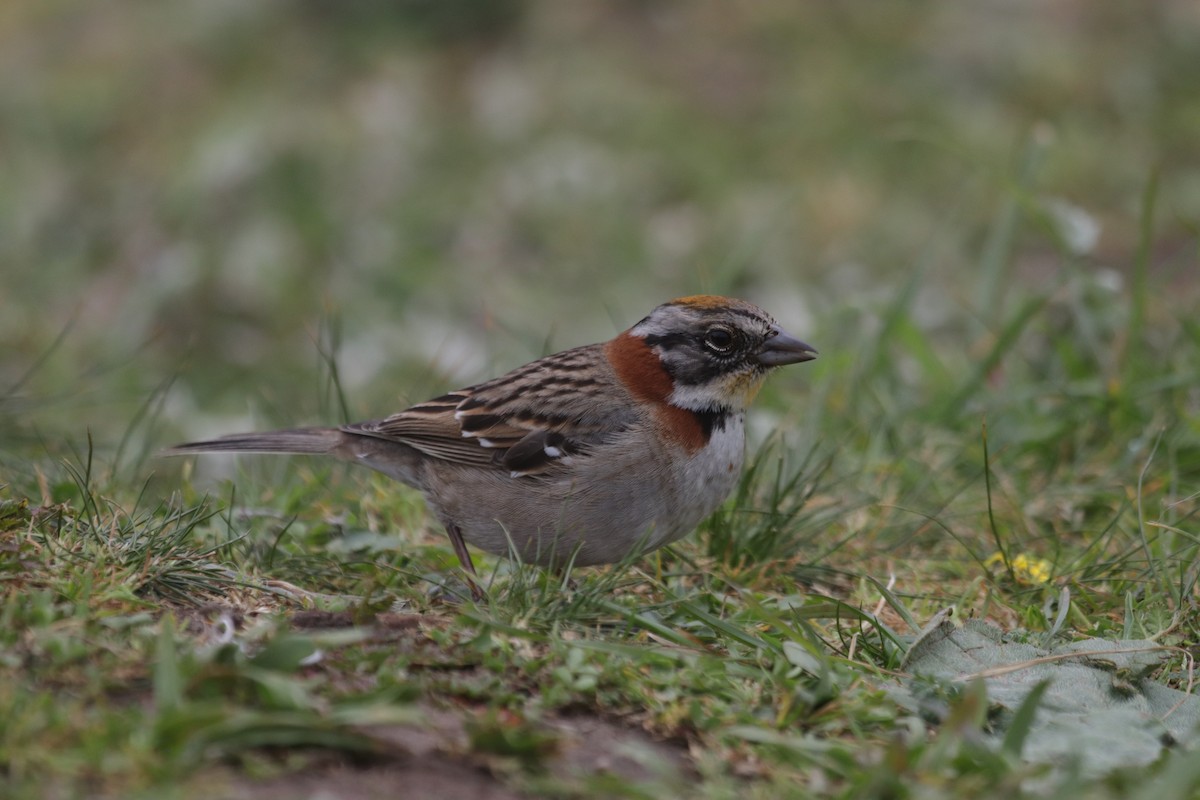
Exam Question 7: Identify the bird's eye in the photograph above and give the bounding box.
[703,327,735,353]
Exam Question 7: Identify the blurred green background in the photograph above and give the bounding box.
[2,0,1198,470]
[5,7,1200,795]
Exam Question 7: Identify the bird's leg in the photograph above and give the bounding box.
[446,523,485,602]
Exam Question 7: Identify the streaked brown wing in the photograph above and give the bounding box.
[343,391,499,467]
[341,345,635,476]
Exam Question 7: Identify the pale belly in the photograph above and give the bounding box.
[414,415,744,568]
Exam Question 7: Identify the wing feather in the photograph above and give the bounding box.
[341,345,635,477]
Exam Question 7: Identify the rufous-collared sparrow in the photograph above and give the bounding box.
[166,296,817,595]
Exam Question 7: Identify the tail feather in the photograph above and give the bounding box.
[162,427,344,457]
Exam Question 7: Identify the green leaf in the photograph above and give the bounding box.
[249,634,318,672]
[153,615,183,711]
[1001,678,1049,755]
[899,617,1200,780]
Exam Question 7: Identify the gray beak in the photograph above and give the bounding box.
[755,329,818,367]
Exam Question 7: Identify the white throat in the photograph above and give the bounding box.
[668,382,738,413]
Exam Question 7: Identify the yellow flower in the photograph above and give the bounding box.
[985,551,1052,585]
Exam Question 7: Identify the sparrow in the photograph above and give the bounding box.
[165,296,817,597]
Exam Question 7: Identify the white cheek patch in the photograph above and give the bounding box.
[544,445,563,458]
[669,371,764,412]
[669,382,730,412]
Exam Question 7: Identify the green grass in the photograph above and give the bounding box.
[4,229,1197,796]
[3,2,1200,798]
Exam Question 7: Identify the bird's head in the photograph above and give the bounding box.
[624,295,818,412]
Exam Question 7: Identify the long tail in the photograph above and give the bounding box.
[162,427,345,457]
